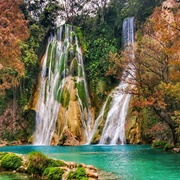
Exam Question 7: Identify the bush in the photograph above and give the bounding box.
[164,143,174,151]
[1,153,22,170]
[152,140,167,148]
[27,151,49,176]
[0,152,8,160]
[67,167,88,180]
[47,159,65,168]
[43,167,64,180]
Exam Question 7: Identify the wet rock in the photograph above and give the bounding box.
[79,163,98,179]
[173,147,180,153]
[64,161,77,169]
[59,129,80,146]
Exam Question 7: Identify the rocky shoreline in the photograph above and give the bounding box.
[0,152,99,180]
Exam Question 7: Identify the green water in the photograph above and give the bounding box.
[0,145,179,179]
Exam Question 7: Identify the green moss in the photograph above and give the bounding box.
[74,27,87,53]
[43,167,64,180]
[58,87,70,108]
[62,89,70,108]
[0,152,8,160]
[152,140,174,151]
[56,86,62,102]
[73,44,77,53]
[47,42,53,68]
[27,151,49,176]
[164,143,174,151]
[1,153,22,170]
[67,167,88,180]
[78,64,83,77]
[59,54,65,75]
[152,140,167,148]
[76,80,88,110]
[47,159,65,167]
[46,42,57,72]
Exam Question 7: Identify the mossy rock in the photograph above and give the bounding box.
[47,159,65,168]
[43,167,64,180]
[70,57,78,76]
[152,140,167,148]
[67,167,88,180]
[76,80,88,110]
[0,152,8,160]
[1,153,22,170]
[61,88,70,108]
[96,80,107,96]
[27,151,49,176]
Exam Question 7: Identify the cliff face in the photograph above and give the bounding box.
[0,96,35,146]
[53,77,86,146]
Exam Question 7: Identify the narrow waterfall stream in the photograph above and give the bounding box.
[90,17,135,145]
[34,25,92,145]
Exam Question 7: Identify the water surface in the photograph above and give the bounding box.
[0,145,179,179]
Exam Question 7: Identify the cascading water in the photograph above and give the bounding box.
[90,17,135,145]
[33,25,92,145]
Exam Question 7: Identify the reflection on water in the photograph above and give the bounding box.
[0,145,180,180]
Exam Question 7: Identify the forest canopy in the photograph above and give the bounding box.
[0,0,29,91]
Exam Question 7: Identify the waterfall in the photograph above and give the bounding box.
[90,17,135,145]
[33,25,92,145]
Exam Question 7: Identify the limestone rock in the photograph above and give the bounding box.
[59,128,80,146]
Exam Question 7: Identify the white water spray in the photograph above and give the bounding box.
[92,17,135,145]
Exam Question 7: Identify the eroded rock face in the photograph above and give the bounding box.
[58,128,80,146]
[125,110,142,144]
[51,76,87,145]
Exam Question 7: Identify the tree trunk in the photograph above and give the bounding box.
[152,106,178,145]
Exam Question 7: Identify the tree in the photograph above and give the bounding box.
[58,0,111,24]
[23,0,60,31]
[119,0,162,22]
[0,0,29,91]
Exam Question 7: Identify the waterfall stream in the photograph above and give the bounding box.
[90,17,135,145]
[33,25,92,145]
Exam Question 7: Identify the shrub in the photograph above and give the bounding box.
[67,167,88,180]
[47,159,65,168]
[1,153,22,170]
[0,152,8,160]
[164,143,174,151]
[43,167,64,180]
[27,151,49,176]
[152,140,167,148]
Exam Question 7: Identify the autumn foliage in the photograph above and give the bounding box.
[107,2,180,144]
[0,0,29,91]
